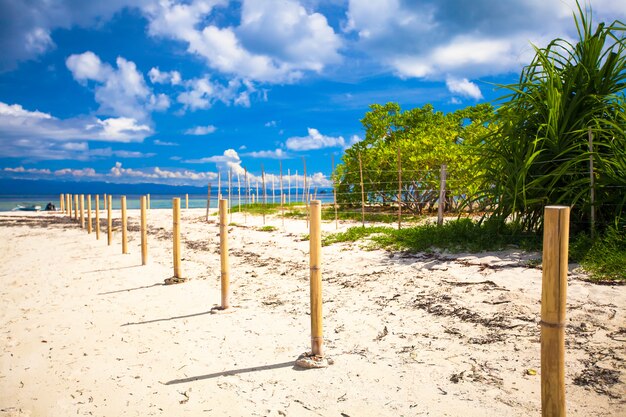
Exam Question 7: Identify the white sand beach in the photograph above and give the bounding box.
[0,208,624,416]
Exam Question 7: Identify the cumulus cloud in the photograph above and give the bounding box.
[66,51,169,120]
[185,148,245,174]
[285,128,345,151]
[184,125,217,135]
[445,77,482,100]
[345,0,626,81]
[143,0,341,83]
[148,67,182,85]
[154,139,178,146]
[0,0,147,72]
[176,76,259,111]
[4,166,52,175]
[0,101,153,160]
[242,148,289,159]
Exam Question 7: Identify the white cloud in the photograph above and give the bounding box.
[285,128,345,151]
[66,51,111,83]
[154,139,178,146]
[54,167,97,177]
[4,166,52,175]
[345,0,626,80]
[0,101,153,160]
[185,125,217,135]
[185,148,244,173]
[264,120,277,127]
[148,67,182,85]
[66,51,169,120]
[143,0,341,83]
[242,148,289,159]
[176,76,258,111]
[445,77,483,100]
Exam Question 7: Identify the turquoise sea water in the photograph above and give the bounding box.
[0,192,335,212]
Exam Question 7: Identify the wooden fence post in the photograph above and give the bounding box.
[95,195,100,240]
[309,200,323,356]
[397,146,402,230]
[437,164,447,226]
[74,194,79,221]
[66,194,71,216]
[173,197,182,278]
[141,195,148,265]
[332,155,338,230]
[185,193,189,210]
[206,183,211,222]
[107,195,112,246]
[80,194,85,228]
[87,194,92,234]
[147,193,151,210]
[60,194,64,213]
[121,196,128,254]
[219,199,230,309]
[358,153,365,228]
[541,205,570,417]
[588,128,595,239]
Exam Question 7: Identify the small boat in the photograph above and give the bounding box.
[13,204,42,212]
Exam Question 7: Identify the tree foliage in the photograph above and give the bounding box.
[474,3,626,232]
[334,103,494,214]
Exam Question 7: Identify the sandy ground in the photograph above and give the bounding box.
[0,208,624,417]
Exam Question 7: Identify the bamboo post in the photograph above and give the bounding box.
[87,194,92,234]
[185,193,189,210]
[229,169,233,222]
[74,194,78,221]
[219,199,230,309]
[60,194,64,213]
[295,170,298,204]
[541,206,570,417]
[104,193,107,211]
[358,153,365,228]
[437,164,447,226]
[332,155,338,230]
[280,161,284,228]
[66,194,71,216]
[173,198,182,278]
[121,196,128,254]
[244,168,249,224]
[397,146,402,230]
[205,183,211,222]
[141,196,148,265]
[218,172,222,200]
[588,128,595,239]
[107,195,112,246]
[79,194,85,228]
[309,200,323,356]
[95,195,100,240]
[261,165,266,225]
[237,171,241,214]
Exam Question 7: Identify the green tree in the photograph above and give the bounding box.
[335,103,494,214]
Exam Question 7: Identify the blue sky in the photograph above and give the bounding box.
[1,0,624,189]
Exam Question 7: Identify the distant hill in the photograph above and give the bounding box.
[0,178,208,196]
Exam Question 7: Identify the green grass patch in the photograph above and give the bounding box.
[321,207,422,223]
[258,225,277,232]
[322,218,541,252]
[233,202,303,216]
[322,225,391,246]
[570,226,626,282]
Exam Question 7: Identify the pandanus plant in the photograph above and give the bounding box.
[475,1,626,234]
